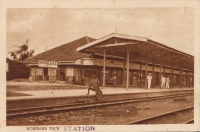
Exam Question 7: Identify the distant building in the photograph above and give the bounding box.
[26,34,194,88]
[26,36,96,85]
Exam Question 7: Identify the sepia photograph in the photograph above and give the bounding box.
[1,0,200,132]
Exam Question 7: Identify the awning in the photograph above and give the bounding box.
[77,33,194,70]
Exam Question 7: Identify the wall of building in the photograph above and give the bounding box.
[29,67,43,81]
[28,61,194,88]
[48,68,57,81]
[30,67,57,81]
[73,67,82,81]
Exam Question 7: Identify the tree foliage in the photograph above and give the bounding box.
[9,39,34,62]
[9,51,17,60]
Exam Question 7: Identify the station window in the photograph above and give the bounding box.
[182,75,186,86]
[44,68,48,75]
[112,70,117,76]
[172,75,177,84]
[84,69,96,77]
[141,71,146,85]
[117,71,122,85]
[190,76,193,86]
[133,71,138,85]
[101,69,111,84]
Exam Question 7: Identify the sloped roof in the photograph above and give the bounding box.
[26,36,96,63]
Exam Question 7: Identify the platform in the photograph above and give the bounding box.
[7,86,193,101]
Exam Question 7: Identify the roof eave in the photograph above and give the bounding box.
[77,33,148,52]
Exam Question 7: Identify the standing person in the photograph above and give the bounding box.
[86,75,100,95]
[166,76,170,89]
[161,75,166,89]
[147,73,153,89]
[113,76,117,86]
[60,70,64,81]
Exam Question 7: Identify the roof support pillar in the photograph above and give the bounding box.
[152,56,155,88]
[171,54,174,89]
[188,71,190,88]
[123,57,126,88]
[191,71,194,87]
[139,61,142,88]
[186,70,188,87]
[35,68,36,81]
[103,48,106,89]
[159,50,162,89]
[171,62,174,89]
[163,57,165,74]
[180,59,183,88]
[43,68,45,81]
[126,45,130,91]
[145,49,148,90]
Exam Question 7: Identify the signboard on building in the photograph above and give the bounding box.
[142,65,154,71]
[94,59,123,68]
[174,70,180,74]
[38,60,58,68]
[94,59,140,69]
[82,58,94,65]
[164,68,171,73]
[182,71,186,75]
[130,63,140,70]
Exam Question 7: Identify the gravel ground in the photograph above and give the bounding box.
[7,95,193,125]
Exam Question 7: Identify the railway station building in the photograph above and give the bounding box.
[26,33,194,89]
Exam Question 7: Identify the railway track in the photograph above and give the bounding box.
[128,106,194,124]
[7,93,193,118]
[183,119,194,124]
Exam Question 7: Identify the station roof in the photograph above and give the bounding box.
[77,33,194,71]
[26,36,96,64]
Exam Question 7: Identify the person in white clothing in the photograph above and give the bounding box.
[147,73,153,89]
[166,76,170,88]
[161,75,166,89]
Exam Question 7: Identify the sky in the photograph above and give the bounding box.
[6,8,194,58]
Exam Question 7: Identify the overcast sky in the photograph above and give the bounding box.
[6,8,194,58]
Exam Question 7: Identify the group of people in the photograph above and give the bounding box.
[86,73,171,95]
[147,73,171,89]
[161,75,171,89]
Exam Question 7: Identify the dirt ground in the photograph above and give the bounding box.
[144,108,193,124]
[7,95,193,125]
[7,81,87,91]
[7,91,32,97]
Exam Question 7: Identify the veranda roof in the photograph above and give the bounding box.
[77,33,194,71]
